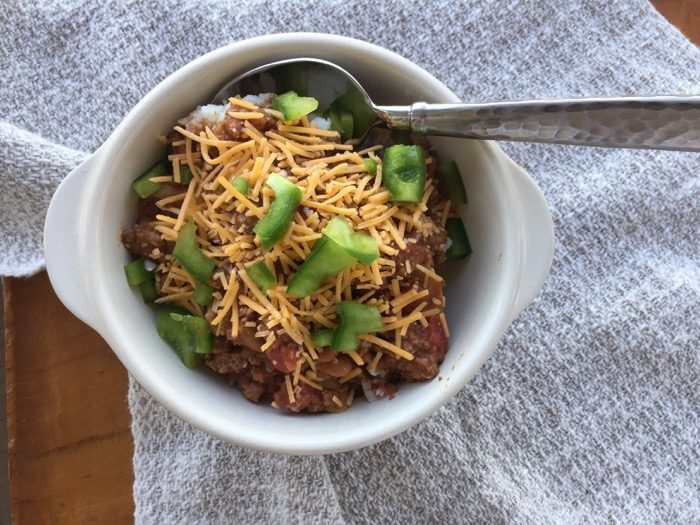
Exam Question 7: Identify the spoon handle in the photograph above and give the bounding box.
[377,96,700,151]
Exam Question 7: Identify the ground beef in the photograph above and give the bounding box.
[223,320,263,353]
[362,378,399,400]
[136,196,162,222]
[203,337,282,403]
[121,221,171,260]
[273,382,353,413]
[393,240,433,279]
[246,111,277,134]
[315,349,354,379]
[184,103,277,141]
[426,228,448,267]
[121,183,185,260]
[265,336,302,374]
[206,334,359,412]
[377,316,447,381]
[220,113,243,139]
[236,376,270,403]
[227,207,257,236]
[391,228,447,281]
[205,338,358,411]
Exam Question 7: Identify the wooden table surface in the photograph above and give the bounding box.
[4,4,698,523]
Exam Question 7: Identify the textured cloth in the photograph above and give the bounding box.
[2,1,699,523]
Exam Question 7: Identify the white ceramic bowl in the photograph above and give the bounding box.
[44,33,554,455]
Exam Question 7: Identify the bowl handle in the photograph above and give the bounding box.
[43,155,99,329]
[508,162,555,320]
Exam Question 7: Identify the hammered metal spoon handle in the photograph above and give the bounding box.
[378,96,700,151]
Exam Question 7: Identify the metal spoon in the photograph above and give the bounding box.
[213,58,700,152]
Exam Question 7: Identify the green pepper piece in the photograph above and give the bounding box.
[253,173,303,250]
[286,237,357,297]
[247,261,276,292]
[124,258,153,286]
[438,161,467,204]
[327,108,354,141]
[193,281,213,306]
[272,91,319,122]
[173,217,216,283]
[445,218,472,260]
[138,279,159,303]
[327,107,340,133]
[169,313,212,354]
[363,158,377,176]
[286,217,378,297]
[382,145,427,203]
[311,328,334,348]
[330,301,382,352]
[178,165,193,186]
[124,258,158,302]
[178,348,201,368]
[323,216,379,264]
[330,89,377,138]
[156,305,211,368]
[339,111,354,140]
[132,162,166,198]
[231,175,249,195]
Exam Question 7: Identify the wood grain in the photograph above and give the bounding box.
[652,0,700,46]
[4,273,133,524]
[3,3,697,524]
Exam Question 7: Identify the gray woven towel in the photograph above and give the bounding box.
[2,1,699,523]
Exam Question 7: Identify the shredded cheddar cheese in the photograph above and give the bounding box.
[146,94,455,410]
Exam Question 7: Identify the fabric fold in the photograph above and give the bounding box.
[0,121,87,275]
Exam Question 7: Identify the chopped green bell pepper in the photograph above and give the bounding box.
[445,218,472,260]
[272,91,319,122]
[168,313,212,354]
[124,258,153,286]
[438,161,467,204]
[247,261,276,292]
[173,217,215,283]
[132,162,166,198]
[329,89,377,138]
[310,328,334,348]
[193,281,213,306]
[330,301,382,352]
[363,158,377,176]
[310,303,382,352]
[327,107,354,141]
[286,217,379,297]
[156,305,212,368]
[178,165,193,186]
[286,236,356,297]
[253,173,303,250]
[124,258,158,303]
[323,216,379,264]
[138,279,159,304]
[382,145,427,203]
[231,175,249,195]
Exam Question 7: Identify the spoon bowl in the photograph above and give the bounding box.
[213,58,360,108]
[213,57,382,139]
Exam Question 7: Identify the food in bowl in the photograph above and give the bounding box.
[121,89,470,413]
